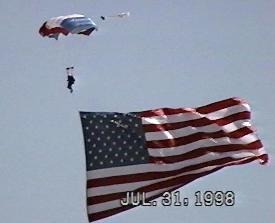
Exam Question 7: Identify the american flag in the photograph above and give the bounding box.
[79,97,268,222]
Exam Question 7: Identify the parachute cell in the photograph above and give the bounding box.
[39,14,98,39]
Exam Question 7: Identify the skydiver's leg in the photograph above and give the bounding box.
[67,81,74,93]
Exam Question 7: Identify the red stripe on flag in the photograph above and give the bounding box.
[196,97,243,114]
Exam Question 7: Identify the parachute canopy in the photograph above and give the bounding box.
[39,14,98,39]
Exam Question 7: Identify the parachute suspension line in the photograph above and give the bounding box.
[100,12,130,21]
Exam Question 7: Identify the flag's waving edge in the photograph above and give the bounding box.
[79,97,268,222]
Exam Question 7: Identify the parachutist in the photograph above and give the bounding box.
[66,67,75,93]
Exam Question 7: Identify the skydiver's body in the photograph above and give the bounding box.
[66,67,75,93]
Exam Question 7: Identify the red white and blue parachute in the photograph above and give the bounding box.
[39,14,98,39]
[39,12,130,40]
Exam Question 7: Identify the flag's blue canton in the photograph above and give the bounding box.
[80,112,149,171]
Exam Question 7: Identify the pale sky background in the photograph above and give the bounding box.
[1,1,275,223]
